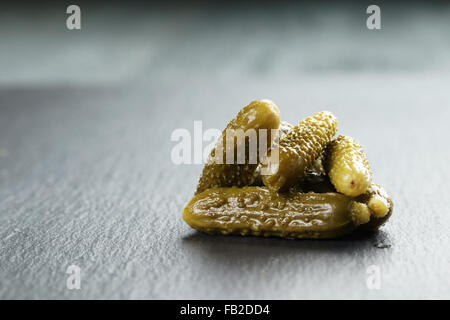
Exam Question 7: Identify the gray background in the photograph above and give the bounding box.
[1,2,449,299]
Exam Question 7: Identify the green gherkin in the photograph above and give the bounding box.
[350,202,371,226]
[261,111,338,191]
[195,100,280,195]
[324,135,372,197]
[183,187,365,239]
[355,184,393,232]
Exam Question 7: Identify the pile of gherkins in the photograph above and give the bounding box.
[183,100,393,239]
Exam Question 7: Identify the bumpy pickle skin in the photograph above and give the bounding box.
[195,100,281,195]
[261,111,338,192]
[350,202,371,226]
[183,187,361,239]
[355,184,393,231]
[324,135,372,197]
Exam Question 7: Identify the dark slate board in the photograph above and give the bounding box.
[0,2,449,299]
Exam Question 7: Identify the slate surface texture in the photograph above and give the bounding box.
[0,2,449,299]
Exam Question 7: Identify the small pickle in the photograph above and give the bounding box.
[183,187,367,239]
[195,100,281,194]
[355,184,393,231]
[324,135,372,197]
[350,202,371,226]
[261,111,338,191]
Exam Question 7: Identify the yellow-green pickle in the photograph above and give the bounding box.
[324,135,372,197]
[355,184,393,231]
[195,100,281,194]
[183,187,371,239]
[261,111,338,192]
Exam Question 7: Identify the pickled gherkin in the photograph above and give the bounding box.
[195,100,281,194]
[184,102,394,239]
[261,111,338,191]
[324,135,372,197]
[350,202,371,226]
[355,184,393,231]
[183,187,368,239]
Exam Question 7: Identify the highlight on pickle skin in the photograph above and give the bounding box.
[324,135,372,197]
[195,100,281,195]
[183,186,362,239]
[261,111,338,192]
